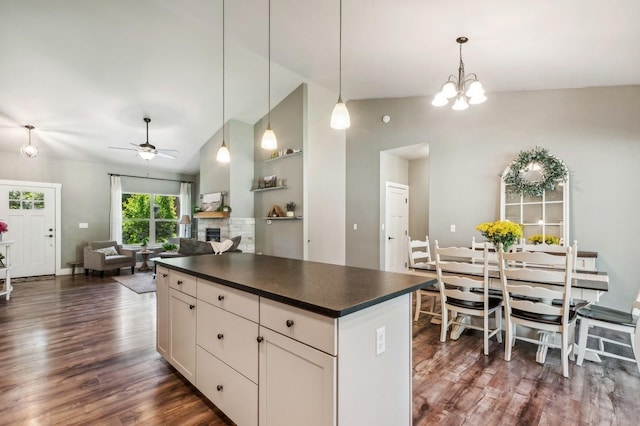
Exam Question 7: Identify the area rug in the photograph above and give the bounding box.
[113,272,156,294]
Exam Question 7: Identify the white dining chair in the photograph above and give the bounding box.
[435,240,502,355]
[519,239,578,271]
[408,236,440,322]
[498,246,576,377]
[471,237,498,264]
[576,289,640,372]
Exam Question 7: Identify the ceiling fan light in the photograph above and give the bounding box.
[441,81,458,99]
[138,150,156,160]
[21,143,39,158]
[469,93,487,105]
[452,96,469,111]
[330,97,351,129]
[216,140,230,163]
[261,125,277,150]
[431,93,448,107]
[465,80,484,98]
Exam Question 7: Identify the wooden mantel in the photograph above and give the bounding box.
[194,211,230,219]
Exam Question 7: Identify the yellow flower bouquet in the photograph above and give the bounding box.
[476,220,524,252]
[528,234,560,245]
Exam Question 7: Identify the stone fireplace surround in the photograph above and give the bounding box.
[196,217,255,254]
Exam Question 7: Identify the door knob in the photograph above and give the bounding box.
[388,236,395,240]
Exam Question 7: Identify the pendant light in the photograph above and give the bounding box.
[261,0,277,150]
[216,0,230,163]
[330,0,350,129]
[21,125,39,158]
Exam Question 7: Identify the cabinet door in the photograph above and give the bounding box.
[156,267,169,357]
[169,288,196,383]
[259,326,336,426]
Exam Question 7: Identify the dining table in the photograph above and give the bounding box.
[408,261,609,363]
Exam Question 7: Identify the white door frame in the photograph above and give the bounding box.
[384,182,409,272]
[0,179,62,276]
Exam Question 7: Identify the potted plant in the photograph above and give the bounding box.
[162,242,178,252]
[286,202,296,217]
[140,236,149,251]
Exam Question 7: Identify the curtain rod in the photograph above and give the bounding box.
[108,173,193,184]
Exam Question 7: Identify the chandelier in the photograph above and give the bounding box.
[432,37,486,111]
[21,125,39,158]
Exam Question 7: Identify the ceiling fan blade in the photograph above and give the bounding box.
[156,151,177,159]
[108,146,138,151]
[130,142,142,148]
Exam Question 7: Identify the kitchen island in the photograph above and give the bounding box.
[156,253,434,426]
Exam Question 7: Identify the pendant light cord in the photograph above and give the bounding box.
[222,0,225,134]
[267,0,271,124]
[339,0,342,97]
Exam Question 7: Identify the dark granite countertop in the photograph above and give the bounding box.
[156,254,435,318]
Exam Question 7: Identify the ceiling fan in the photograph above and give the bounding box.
[109,117,178,160]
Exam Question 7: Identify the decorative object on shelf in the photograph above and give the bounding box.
[264,175,277,188]
[258,177,265,189]
[0,220,7,241]
[216,0,231,163]
[501,147,568,197]
[286,201,296,217]
[21,124,39,158]
[331,0,350,129]
[476,220,523,253]
[108,117,178,160]
[528,234,561,245]
[267,205,284,218]
[432,37,486,111]
[261,0,277,150]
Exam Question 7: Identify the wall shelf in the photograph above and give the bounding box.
[263,216,303,220]
[251,185,288,192]
[194,211,231,219]
[264,151,302,163]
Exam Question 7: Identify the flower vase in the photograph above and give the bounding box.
[0,233,3,241]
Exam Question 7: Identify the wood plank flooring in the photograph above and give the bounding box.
[1,275,638,425]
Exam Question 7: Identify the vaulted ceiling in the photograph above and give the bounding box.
[1,0,639,174]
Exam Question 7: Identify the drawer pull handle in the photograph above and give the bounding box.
[217,385,223,391]
[189,304,195,310]
[286,320,294,328]
[177,280,183,285]
[217,333,224,340]
[257,336,264,343]
[218,295,225,301]
[162,273,168,278]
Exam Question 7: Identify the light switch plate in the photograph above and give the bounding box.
[79,223,88,229]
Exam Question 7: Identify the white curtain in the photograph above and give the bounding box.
[110,175,122,243]
[179,182,192,238]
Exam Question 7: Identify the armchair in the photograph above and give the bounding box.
[84,240,136,277]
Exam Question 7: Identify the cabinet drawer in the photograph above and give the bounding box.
[197,301,258,382]
[260,298,337,355]
[196,346,258,426]
[169,270,197,297]
[198,278,259,322]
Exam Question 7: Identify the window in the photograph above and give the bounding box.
[9,190,45,210]
[122,193,180,245]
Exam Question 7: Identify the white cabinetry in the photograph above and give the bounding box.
[156,266,169,357]
[196,279,259,426]
[168,270,197,384]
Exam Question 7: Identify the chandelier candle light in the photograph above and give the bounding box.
[432,37,486,111]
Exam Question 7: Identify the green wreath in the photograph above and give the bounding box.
[501,147,568,197]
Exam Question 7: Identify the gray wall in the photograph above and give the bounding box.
[254,84,305,259]
[199,119,254,218]
[409,157,429,241]
[0,152,195,270]
[346,85,640,310]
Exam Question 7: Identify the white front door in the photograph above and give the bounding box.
[384,183,408,272]
[0,184,56,277]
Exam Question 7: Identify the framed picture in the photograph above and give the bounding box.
[264,175,277,188]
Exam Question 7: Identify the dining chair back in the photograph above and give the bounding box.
[435,241,502,355]
[498,246,576,377]
[471,236,498,264]
[408,236,440,322]
[576,289,640,372]
[519,239,578,271]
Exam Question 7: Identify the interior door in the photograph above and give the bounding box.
[0,184,56,277]
[385,183,408,271]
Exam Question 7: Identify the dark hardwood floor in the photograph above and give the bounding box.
[1,275,638,425]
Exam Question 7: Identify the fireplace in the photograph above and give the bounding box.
[205,228,221,242]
